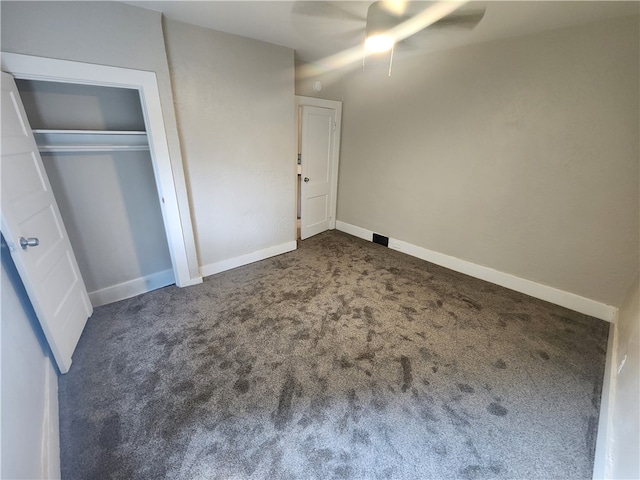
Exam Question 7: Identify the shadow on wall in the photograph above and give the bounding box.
[1,234,55,370]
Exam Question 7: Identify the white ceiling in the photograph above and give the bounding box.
[126,1,639,64]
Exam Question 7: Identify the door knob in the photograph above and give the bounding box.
[19,237,40,250]
[304,177,310,183]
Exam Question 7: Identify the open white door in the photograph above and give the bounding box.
[1,72,92,373]
[300,105,336,240]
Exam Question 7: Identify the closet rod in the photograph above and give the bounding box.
[39,145,150,153]
[32,129,147,135]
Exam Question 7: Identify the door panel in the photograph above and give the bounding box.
[300,105,335,240]
[1,72,92,373]
[306,194,329,227]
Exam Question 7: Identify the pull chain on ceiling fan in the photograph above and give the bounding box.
[365,1,478,76]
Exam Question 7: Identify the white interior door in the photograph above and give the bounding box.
[1,72,92,374]
[300,105,336,240]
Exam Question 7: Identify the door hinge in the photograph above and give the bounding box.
[332,122,336,132]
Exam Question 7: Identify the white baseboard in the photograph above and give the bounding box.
[200,241,297,277]
[335,221,374,242]
[335,221,617,322]
[88,269,175,307]
[593,322,616,479]
[178,275,203,288]
[43,359,61,479]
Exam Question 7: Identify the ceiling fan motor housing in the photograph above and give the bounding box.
[366,1,400,38]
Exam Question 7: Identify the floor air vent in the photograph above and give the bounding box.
[372,233,389,247]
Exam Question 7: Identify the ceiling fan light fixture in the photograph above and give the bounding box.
[365,33,395,53]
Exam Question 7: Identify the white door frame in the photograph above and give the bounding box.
[1,53,202,287]
[295,95,342,233]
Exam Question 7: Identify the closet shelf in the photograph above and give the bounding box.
[33,129,149,153]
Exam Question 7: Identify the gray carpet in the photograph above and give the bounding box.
[59,230,609,479]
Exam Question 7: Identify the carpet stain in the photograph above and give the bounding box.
[363,306,376,325]
[493,359,507,369]
[487,402,508,417]
[433,443,447,456]
[537,350,550,360]
[400,355,413,392]
[339,356,353,369]
[127,304,144,314]
[370,393,388,413]
[170,380,194,395]
[140,371,160,395]
[236,364,252,376]
[443,404,471,427]
[98,413,121,449]
[351,428,371,445]
[219,360,232,370]
[459,296,482,311]
[273,376,296,430]
[419,348,433,362]
[458,383,475,394]
[366,329,375,342]
[420,404,439,423]
[233,378,250,394]
[355,350,375,361]
[460,463,504,480]
[586,415,598,454]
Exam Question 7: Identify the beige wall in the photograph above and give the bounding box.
[317,16,638,307]
[1,0,199,279]
[163,19,296,267]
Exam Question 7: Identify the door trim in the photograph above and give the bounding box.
[295,96,342,233]
[1,53,202,287]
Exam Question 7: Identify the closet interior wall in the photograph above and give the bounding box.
[16,80,174,306]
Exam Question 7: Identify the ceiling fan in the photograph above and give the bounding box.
[293,1,486,74]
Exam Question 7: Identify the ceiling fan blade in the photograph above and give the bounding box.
[430,9,486,30]
[395,5,486,52]
[327,26,367,45]
[291,1,366,23]
[292,1,368,51]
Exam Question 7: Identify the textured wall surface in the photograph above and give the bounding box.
[330,16,639,307]
[163,18,296,267]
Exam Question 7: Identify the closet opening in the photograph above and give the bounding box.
[2,52,202,291]
[15,79,174,306]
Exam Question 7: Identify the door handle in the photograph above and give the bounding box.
[304,177,310,183]
[19,237,40,250]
